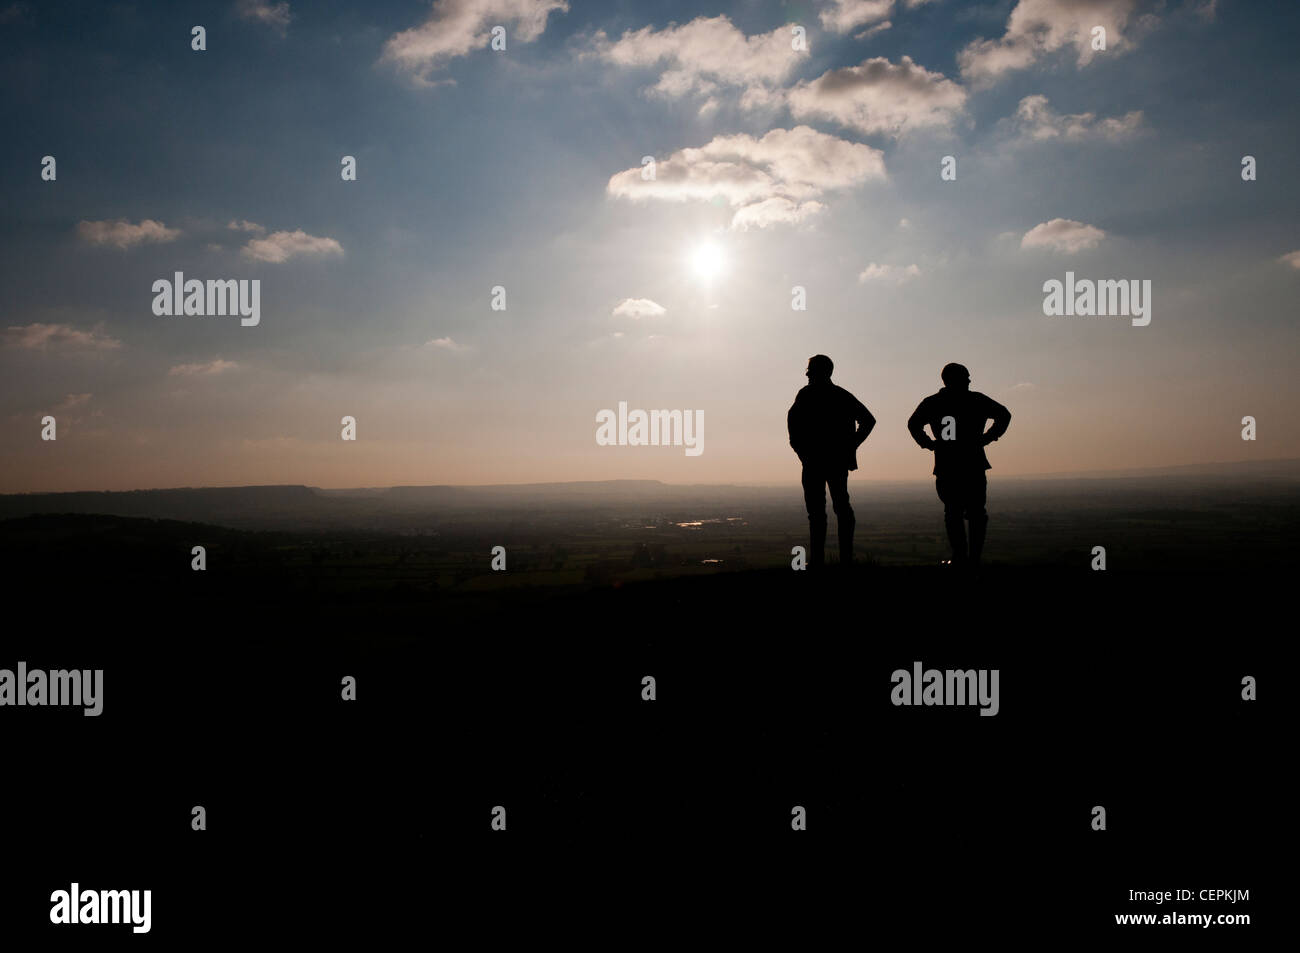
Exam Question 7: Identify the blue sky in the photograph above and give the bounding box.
[2,0,1298,490]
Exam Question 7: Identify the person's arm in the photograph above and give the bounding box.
[907,400,936,450]
[852,397,876,449]
[787,400,804,457]
[982,396,1012,445]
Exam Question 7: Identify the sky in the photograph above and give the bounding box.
[2,0,1298,491]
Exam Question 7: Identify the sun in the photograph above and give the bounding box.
[690,241,726,281]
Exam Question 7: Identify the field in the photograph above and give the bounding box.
[1,463,1288,937]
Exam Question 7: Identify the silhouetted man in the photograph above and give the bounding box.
[907,363,1011,570]
[788,355,875,568]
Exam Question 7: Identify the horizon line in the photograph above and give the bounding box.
[2,457,1296,497]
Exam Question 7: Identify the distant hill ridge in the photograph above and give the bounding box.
[2,458,1296,502]
[0,459,1295,530]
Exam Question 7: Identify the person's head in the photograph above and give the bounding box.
[941,362,971,391]
[806,354,834,382]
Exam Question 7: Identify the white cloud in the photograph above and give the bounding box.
[822,0,941,37]
[1021,218,1106,253]
[382,0,568,85]
[607,126,885,230]
[612,298,666,318]
[858,262,921,283]
[227,219,266,233]
[855,20,893,41]
[235,0,291,33]
[959,0,1143,86]
[785,56,966,138]
[1279,250,1300,270]
[3,323,122,350]
[242,230,344,263]
[1009,381,1036,391]
[592,15,801,103]
[76,218,180,250]
[168,359,240,377]
[820,0,893,34]
[1008,94,1143,141]
[731,197,826,230]
[425,336,463,350]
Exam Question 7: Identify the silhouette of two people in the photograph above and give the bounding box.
[787,355,875,568]
[788,357,1012,571]
[907,363,1012,570]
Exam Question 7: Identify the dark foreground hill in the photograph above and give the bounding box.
[1,511,1280,940]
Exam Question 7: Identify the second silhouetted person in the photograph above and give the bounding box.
[907,363,1011,570]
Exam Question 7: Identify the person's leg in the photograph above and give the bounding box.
[967,475,989,566]
[937,475,966,565]
[802,467,827,568]
[828,470,854,566]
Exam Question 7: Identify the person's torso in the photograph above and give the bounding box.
[922,389,992,474]
[794,384,859,460]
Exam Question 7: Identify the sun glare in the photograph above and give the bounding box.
[690,241,726,281]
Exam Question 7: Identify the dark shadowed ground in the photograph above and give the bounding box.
[0,471,1285,940]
